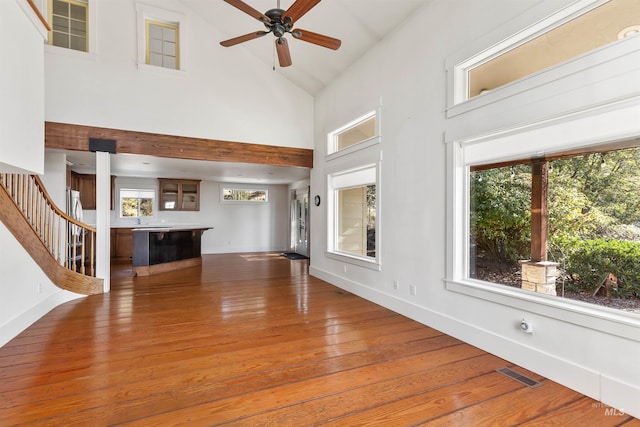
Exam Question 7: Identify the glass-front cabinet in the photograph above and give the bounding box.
[158,179,200,211]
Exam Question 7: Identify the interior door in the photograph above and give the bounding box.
[292,190,309,257]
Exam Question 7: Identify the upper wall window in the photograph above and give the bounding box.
[146,20,179,69]
[328,111,378,156]
[469,0,640,99]
[136,3,185,72]
[452,0,640,104]
[48,0,88,52]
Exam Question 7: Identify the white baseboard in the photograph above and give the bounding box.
[0,290,85,348]
[309,265,639,419]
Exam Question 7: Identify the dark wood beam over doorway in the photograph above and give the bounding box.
[45,122,313,169]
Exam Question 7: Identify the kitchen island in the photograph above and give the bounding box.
[132,226,212,276]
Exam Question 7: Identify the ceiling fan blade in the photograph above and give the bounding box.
[220,31,268,47]
[283,0,320,24]
[223,0,271,23]
[292,29,341,50]
[275,37,292,67]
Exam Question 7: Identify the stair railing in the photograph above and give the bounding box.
[0,173,96,277]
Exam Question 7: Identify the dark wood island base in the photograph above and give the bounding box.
[132,227,211,276]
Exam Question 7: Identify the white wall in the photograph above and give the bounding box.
[42,151,68,208]
[109,177,288,254]
[44,0,313,150]
[0,0,84,347]
[0,223,83,347]
[311,0,640,417]
[0,0,45,174]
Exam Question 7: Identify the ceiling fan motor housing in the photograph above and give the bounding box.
[264,8,293,37]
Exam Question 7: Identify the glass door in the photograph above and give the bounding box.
[293,190,309,257]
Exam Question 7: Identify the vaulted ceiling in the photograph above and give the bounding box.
[61,0,429,183]
[181,0,428,95]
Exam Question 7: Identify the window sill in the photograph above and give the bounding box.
[326,251,381,271]
[445,278,640,342]
[137,63,186,77]
[45,45,96,61]
[326,137,381,162]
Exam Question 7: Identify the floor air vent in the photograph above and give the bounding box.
[496,367,543,388]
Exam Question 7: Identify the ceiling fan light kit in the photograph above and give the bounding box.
[220,0,341,67]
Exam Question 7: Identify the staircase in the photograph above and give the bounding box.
[0,173,103,295]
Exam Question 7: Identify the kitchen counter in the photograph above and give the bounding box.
[132,226,212,276]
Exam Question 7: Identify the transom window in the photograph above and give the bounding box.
[222,188,268,202]
[452,0,640,104]
[146,20,179,69]
[328,111,378,155]
[48,0,88,52]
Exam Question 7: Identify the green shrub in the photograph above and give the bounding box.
[553,238,640,298]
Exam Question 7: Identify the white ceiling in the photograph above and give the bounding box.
[56,149,311,185]
[56,0,428,185]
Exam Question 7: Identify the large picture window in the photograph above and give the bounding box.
[446,98,640,329]
[470,146,640,313]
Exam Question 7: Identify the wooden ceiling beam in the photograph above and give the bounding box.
[45,122,313,169]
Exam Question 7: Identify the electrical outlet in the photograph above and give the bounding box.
[38,283,42,293]
[393,280,400,290]
[343,265,347,273]
[410,284,417,296]
[520,319,534,334]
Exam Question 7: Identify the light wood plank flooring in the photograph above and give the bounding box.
[0,253,637,426]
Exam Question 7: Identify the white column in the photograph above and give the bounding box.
[95,151,111,292]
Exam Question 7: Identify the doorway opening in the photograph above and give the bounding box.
[290,188,309,257]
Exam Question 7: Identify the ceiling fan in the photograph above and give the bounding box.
[220,0,341,67]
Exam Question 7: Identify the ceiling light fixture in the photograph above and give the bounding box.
[618,25,640,40]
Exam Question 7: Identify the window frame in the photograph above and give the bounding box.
[136,3,186,73]
[47,0,89,52]
[445,98,640,340]
[326,163,381,270]
[327,109,381,160]
[445,0,618,117]
[220,186,269,204]
[145,19,179,70]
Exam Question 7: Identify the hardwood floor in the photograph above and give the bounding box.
[0,253,637,426]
